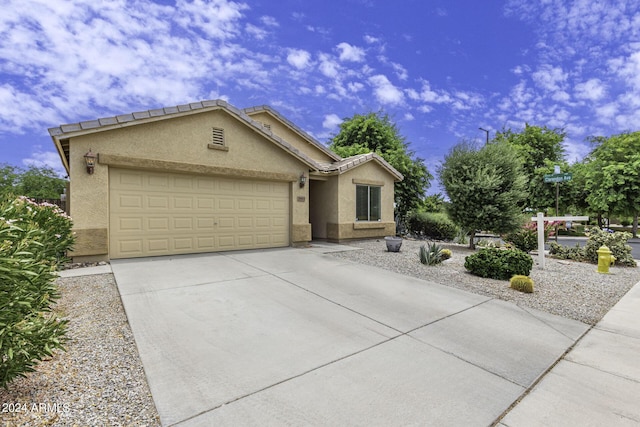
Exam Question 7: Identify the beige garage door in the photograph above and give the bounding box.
[109,169,290,258]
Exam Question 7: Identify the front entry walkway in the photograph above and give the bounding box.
[111,247,588,426]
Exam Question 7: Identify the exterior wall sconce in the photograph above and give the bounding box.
[84,149,97,174]
[299,172,307,188]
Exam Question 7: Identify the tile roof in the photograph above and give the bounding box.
[48,99,403,181]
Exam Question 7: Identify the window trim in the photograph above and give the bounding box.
[356,184,382,222]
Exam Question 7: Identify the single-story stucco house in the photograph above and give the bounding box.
[49,100,403,262]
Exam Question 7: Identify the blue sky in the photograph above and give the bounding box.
[1,0,639,194]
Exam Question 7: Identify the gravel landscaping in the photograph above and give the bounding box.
[0,274,160,427]
[330,238,640,325]
[1,240,638,426]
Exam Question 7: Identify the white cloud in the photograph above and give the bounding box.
[318,53,340,78]
[245,23,268,40]
[532,64,567,92]
[574,78,606,101]
[404,113,415,121]
[287,49,312,69]
[175,0,248,39]
[260,16,279,27]
[22,146,66,176]
[0,0,268,131]
[347,82,365,92]
[596,102,619,120]
[336,42,366,62]
[368,74,404,105]
[391,62,408,80]
[364,34,380,44]
[610,50,640,90]
[322,113,342,129]
[416,81,451,104]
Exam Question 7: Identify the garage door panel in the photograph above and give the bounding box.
[118,194,143,208]
[148,239,170,252]
[197,237,215,249]
[148,175,169,189]
[147,196,169,209]
[110,169,290,258]
[174,238,194,250]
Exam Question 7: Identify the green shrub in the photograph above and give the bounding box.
[504,221,557,253]
[548,228,636,267]
[583,227,636,267]
[510,275,534,293]
[406,211,458,241]
[548,242,586,261]
[0,196,73,389]
[464,248,533,280]
[419,242,445,265]
[620,218,632,227]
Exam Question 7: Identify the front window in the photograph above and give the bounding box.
[356,185,381,221]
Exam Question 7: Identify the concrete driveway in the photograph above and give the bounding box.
[111,245,589,426]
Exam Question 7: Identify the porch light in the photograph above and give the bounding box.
[299,172,307,188]
[84,149,97,174]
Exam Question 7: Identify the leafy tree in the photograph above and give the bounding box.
[438,141,527,249]
[584,132,640,236]
[329,112,432,219]
[494,124,566,210]
[419,193,446,213]
[0,164,20,197]
[0,164,66,199]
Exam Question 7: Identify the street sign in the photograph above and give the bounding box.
[544,173,572,183]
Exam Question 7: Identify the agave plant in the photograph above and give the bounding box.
[419,242,445,266]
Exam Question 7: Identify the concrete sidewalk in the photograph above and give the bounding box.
[499,280,640,426]
[109,247,593,426]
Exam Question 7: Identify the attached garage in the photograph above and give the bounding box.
[49,100,402,262]
[109,168,289,258]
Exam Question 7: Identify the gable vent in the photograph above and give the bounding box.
[211,127,224,145]
[263,123,271,131]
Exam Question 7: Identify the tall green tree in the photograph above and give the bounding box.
[494,124,566,210]
[329,112,432,219]
[0,164,20,197]
[438,141,527,249]
[0,164,66,199]
[584,131,640,236]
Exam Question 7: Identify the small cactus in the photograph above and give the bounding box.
[440,248,453,260]
[509,275,534,293]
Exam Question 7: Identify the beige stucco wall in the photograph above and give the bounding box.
[247,111,335,163]
[67,108,312,259]
[328,161,397,241]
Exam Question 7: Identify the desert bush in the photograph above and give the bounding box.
[548,227,636,267]
[0,196,73,388]
[504,221,557,253]
[464,248,533,280]
[509,275,534,293]
[419,242,445,265]
[548,242,586,261]
[406,211,457,241]
[583,227,636,267]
